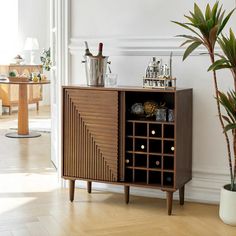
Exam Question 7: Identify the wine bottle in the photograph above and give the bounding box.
[97,42,103,57]
[84,41,92,56]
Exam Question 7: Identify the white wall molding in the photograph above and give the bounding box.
[69,36,221,56]
[74,168,230,204]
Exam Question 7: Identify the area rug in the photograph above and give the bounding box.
[0,118,51,133]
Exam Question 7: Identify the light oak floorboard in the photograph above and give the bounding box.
[0,106,236,235]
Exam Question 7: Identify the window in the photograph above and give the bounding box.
[0,0,18,63]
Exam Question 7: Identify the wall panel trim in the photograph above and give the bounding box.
[69,36,221,56]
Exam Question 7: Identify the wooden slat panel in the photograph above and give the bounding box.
[63,89,118,182]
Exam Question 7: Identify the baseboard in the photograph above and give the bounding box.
[71,168,230,204]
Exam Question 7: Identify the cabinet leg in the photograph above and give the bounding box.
[166,191,173,215]
[179,185,185,205]
[124,186,130,204]
[9,107,12,115]
[36,102,39,111]
[69,180,75,202]
[87,181,92,194]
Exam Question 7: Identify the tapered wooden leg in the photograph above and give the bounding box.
[69,180,75,202]
[36,102,39,111]
[87,181,92,193]
[166,191,173,215]
[179,185,185,205]
[9,106,12,115]
[124,186,130,204]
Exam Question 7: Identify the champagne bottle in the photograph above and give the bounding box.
[84,41,92,56]
[97,42,103,57]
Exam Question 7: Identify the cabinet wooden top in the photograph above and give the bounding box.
[62,85,192,93]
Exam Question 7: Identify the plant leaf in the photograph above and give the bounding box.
[183,41,201,60]
[224,123,236,132]
[218,8,235,35]
[222,115,231,124]
[208,58,228,71]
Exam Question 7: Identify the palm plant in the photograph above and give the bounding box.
[172,2,235,191]
[208,29,236,191]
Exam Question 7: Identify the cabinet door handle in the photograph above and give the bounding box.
[151,130,156,135]
[125,159,130,164]
[141,145,145,150]
[171,146,175,151]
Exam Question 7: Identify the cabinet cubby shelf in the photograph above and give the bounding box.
[62,86,192,215]
[127,120,175,125]
[126,166,174,172]
[126,135,174,141]
[126,151,174,156]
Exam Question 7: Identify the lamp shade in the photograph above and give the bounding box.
[24,37,39,51]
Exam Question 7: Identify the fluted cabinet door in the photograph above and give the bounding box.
[63,89,119,182]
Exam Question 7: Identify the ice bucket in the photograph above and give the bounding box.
[83,55,108,87]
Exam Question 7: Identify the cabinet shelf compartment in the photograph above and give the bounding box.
[125,153,133,167]
[126,122,134,136]
[149,171,161,185]
[149,123,162,138]
[134,138,147,152]
[149,140,162,153]
[163,140,175,154]
[163,172,174,187]
[163,156,174,170]
[134,122,147,137]
[134,154,147,168]
[126,137,133,152]
[125,91,175,121]
[125,168,133,182]
[134,169,147,183]
[164,124,175,139]
[149,155,162,169]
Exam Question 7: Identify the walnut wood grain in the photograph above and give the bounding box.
[62,86,193,215]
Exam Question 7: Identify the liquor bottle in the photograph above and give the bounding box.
[97,42,103,57]
[84,41,92,56]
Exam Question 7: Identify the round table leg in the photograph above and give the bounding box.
[18,84,29,135]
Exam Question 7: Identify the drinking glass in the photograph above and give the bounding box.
[105,73,118,87]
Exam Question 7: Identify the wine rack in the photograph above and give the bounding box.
[62,86,192,215]
[125,121,175,187]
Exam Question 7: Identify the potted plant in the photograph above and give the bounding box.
[40,48,51,72]
[172,2,236,225]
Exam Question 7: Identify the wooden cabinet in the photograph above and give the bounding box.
[0,65,43,114]
[62,86,193,215]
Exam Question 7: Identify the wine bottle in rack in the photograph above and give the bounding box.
[166,176,172,183]
[84,41,93,56]
[164,173,173,186]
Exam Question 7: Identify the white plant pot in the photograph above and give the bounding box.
[219,184,236,226]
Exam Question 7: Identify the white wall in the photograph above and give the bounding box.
[66,0,236,203]
[18,0,50,105]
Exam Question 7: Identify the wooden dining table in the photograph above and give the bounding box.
[0,79,50,138]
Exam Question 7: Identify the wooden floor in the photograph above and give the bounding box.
[0,107,235,235]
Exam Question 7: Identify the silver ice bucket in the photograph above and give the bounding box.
[83,55,108,87]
